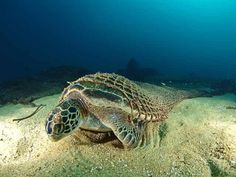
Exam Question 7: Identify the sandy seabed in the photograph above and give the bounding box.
[0,84,236,177]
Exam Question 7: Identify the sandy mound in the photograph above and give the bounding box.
[0,88,236,176]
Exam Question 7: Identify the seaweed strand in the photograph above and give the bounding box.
[13,104,46,122]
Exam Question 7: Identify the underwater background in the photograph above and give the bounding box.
[1,1,236,177]
[1,0,236,83]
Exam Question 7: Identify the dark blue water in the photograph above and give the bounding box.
[1,0,236,82]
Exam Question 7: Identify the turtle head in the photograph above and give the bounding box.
[45,98,87,141]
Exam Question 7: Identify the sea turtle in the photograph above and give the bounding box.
[45,73,195,148]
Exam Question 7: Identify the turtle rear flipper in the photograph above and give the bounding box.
[94,106,143,148]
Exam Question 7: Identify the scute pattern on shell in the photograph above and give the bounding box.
[64,73,167,122]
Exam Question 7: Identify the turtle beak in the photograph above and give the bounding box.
[46,111,65,141]
[48,124,64,141]
[49,134,62,142]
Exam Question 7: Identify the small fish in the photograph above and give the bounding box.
[161,82,166,86]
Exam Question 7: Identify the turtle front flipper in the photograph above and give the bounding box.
[93,106,144,148]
